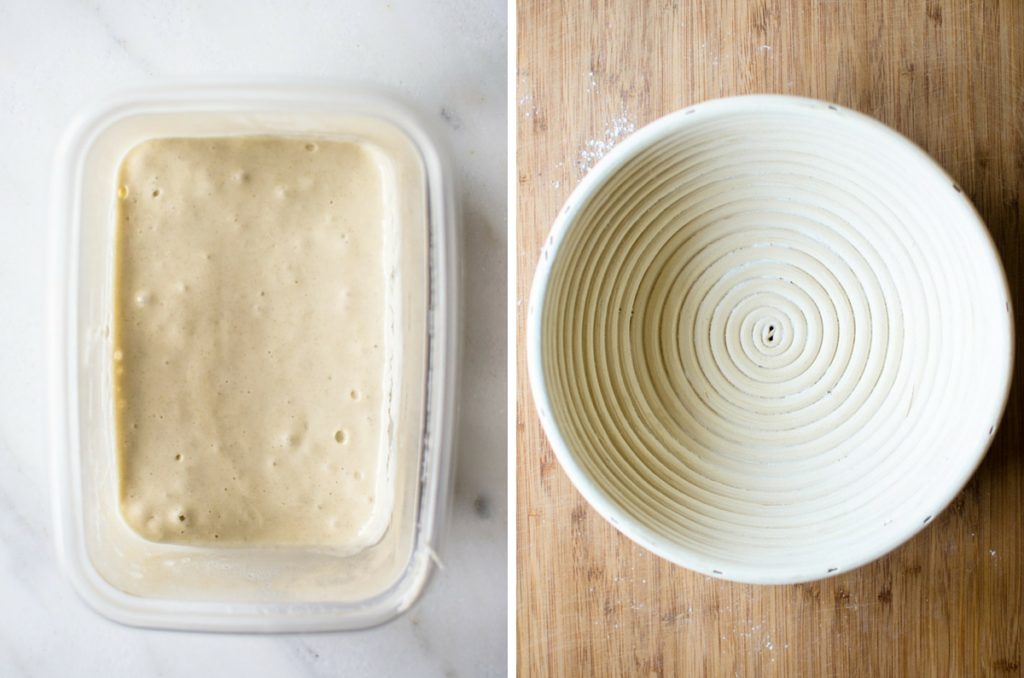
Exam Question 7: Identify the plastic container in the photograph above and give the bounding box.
[48,84,459,631]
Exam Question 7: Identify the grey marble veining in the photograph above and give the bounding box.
[0,0,507,675]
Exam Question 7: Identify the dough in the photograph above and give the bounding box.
[113,137,392,550]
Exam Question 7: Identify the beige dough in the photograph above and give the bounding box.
[113,136,392,549]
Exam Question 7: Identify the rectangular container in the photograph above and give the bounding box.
[48,84,458,631]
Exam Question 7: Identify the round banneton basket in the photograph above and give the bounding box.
[528,95,1014,585]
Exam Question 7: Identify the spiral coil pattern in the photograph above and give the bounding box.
[531,98,1012,583]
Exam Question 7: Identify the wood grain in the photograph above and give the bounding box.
[516,1,1024,676]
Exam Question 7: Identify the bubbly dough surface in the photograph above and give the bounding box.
[114,136,390,548]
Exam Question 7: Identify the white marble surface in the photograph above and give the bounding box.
[0,1,506,675]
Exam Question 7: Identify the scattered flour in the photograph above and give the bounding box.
[575,113,637,176]
[519,94,538,119]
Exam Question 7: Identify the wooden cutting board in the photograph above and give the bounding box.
[516,1,1024,675]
